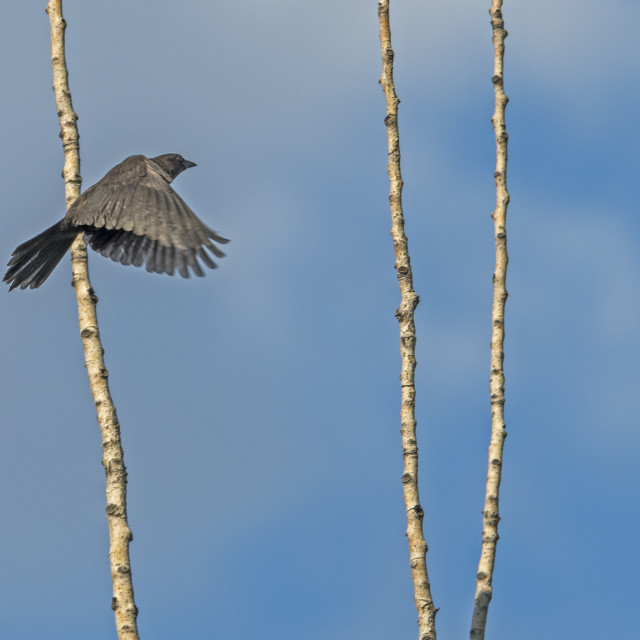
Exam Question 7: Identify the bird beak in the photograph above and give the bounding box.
[184,160,197,169]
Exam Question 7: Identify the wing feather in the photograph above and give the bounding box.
[198,247,218,270]
[176,250,190,278]
[186,248,205,278]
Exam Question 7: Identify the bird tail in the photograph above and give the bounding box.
[4,220,79,291]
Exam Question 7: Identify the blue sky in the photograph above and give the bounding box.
[1,1,638,638]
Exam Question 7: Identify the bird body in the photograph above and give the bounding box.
[4,154,228,290]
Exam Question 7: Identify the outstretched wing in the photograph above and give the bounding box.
[68,155,228,277]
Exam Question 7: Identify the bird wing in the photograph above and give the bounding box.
[68,155,228,278]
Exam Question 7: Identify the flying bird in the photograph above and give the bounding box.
[4,153,229,291]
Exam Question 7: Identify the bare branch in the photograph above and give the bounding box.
[377,2,437,638]
[470,3,511,639]
[45,2,139,638]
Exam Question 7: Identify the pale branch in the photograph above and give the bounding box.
[377,2,437,639]
[470,3,511,639]
[45,2,140,638]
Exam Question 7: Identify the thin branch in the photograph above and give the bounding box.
[45,2,140,638]
[470,3,510,639]
[377,2,437,639]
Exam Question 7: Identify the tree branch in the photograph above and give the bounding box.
[470,3,510,639]
[45,2,140,638]
[377,2,437,638]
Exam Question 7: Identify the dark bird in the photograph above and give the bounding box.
[4,153,229,291]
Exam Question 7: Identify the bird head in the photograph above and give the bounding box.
[151,153,197,181]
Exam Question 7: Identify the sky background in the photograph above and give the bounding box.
[1,1,639,638]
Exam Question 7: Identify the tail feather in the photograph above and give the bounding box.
[4,221,78,291]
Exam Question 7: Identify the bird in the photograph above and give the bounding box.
[4,153,229,291]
